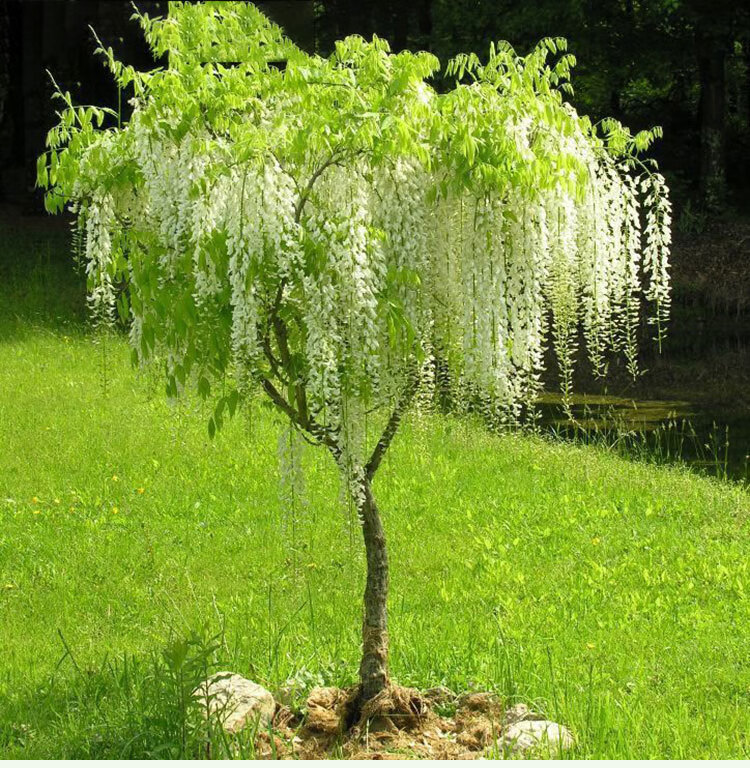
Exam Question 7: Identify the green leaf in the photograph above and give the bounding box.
[117,292,130,324]
[198,376,211,399]
[227,389,240,417]
[36,155,48,188]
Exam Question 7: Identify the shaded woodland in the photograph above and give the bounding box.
[2,0,750,213]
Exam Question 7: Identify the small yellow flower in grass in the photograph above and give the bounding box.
[112,507,119,514]
[112,475,119,482]
[137,487,145,495]
[32,510,41,515]
[592,537,601,546]
[54,498,61,505]
[586,643,596,650]
[32,496,38,504]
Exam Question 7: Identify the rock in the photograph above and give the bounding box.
[193,672,275,734]
[503,719,575,754]
[503,702,538,723]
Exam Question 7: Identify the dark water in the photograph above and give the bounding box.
[537,393,750,483]
[538,306,750,483]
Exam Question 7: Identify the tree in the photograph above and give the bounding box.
[0,0,7,131]
[682,0,750,209]
[427,0,750,209]
[38,1,670,709]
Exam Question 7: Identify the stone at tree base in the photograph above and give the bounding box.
[502,719,575,754]
[503,702,536,723]
[192,672,276,734]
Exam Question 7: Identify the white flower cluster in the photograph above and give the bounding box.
[65,76,671,499]
[642,173,672,343]
[419,134,670,422]
[82,191,117,325]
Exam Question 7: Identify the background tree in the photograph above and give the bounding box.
[421,0,750,209]
[38,1,670,708]
[4,0,750,212]
[0,0,7,128]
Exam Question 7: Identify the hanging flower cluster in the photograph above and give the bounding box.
[39,3,671,498]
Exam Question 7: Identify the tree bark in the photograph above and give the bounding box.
[0,0,8,131]
[696,30,727,209]
[358,477,390,702]
[355,372,419,702]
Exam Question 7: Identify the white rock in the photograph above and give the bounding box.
[193,672,276,734]
[503,719,575,754]
[503,702,536,723]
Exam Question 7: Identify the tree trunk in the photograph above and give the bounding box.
[358,478,390,702]
[697,31,727,210]
[0,0,8,130]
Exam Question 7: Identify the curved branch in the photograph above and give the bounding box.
[260,376,337,454]
[364,370,421,481]
[294,151,342,222]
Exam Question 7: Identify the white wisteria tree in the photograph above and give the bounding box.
[39,1,671,706]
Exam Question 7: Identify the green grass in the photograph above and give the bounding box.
[1,220,750,758]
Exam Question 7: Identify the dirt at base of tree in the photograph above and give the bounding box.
[253,685,566,760]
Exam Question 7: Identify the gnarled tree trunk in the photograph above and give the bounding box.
[358,478,390,702]
[353,374,419,703]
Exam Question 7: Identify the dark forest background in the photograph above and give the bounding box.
[1,0,750,448]
[1,0,750,213]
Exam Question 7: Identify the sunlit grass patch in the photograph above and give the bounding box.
[1,230,749,758]
[1,315,749,758]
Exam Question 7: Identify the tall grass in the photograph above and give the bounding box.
[1,218,750,758]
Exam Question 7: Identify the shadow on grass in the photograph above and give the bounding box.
[0,209,89,342]
[0,625,268,759]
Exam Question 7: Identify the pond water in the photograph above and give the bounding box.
[537,392,750,483]
[536,304,750,483]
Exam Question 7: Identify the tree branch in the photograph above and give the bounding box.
[259,280,338,457]
[264,277,310,427]
[260,376,338,455]
[294,151,342,222]
[364,371,421,481]
[259,334,288,386]
[261,377,299,423]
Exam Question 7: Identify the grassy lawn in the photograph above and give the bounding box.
[1,223,749,758]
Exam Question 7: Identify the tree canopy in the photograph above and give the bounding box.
[40,0,670,453]
[38,0,671,701]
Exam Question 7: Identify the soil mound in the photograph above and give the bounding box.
[252,685,573,760]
